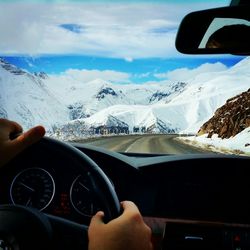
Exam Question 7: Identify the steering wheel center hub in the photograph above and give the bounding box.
[0,239,12,250]
[0,205,52,250]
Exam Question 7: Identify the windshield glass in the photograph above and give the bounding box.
[1,0,249,156]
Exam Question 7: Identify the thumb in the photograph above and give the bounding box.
[11,126,45,151]
[88,211,105,237]
[0,126,45,168]
[10,126,45,155]
[90,211,105,226]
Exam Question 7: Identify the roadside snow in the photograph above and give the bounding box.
[178,127,250,156]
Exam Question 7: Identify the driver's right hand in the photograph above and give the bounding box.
[88,200,153,250]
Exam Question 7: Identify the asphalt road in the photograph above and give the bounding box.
[79,134,210,154]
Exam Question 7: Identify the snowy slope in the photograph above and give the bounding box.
[84,104,176,133]
[45,77,134,116]
[0,58,187,132]
[160,58,250,133]
[0,59,68,130]
[44,76,186,116]
[73,58,250,134]
[1,57,250,140]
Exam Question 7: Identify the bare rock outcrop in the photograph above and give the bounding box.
[198,88,250,138]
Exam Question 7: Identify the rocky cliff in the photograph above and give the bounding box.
[198,88,250,138]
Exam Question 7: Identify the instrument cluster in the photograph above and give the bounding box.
[8,167,101,223]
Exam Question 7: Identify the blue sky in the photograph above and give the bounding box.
[3,55,243,83]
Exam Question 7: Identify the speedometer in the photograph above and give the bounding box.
[70,175,99,217]
[10,168,55,211]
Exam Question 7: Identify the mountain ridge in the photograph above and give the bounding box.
[1,57,250,142]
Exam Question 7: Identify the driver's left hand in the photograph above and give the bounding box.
[0,118,45,168]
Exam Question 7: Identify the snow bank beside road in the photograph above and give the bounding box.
[178,127,250,156]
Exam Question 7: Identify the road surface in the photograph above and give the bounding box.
[78,134,211,154]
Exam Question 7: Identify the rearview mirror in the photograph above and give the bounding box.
[175,5,250,55]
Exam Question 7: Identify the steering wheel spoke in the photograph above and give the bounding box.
[46,214,88,250]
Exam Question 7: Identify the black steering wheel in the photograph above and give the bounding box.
[0,137,121,250]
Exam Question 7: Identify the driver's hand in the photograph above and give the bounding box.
[0,119,45,168]
[88,201,153,250]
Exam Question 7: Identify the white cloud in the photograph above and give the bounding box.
[155,62,228,81]
[134,72,152,79]
[0,3,47,55]
[0,2,226,58]
[124,57,134,62]
[64,69,130,83]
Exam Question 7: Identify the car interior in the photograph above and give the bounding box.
[0,0,250,250]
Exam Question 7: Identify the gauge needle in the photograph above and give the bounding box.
[79,182,90,191]
[19,182,35,192]
[26,197,32,206]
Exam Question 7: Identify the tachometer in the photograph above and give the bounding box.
[10,168,55,211]
[70,175,98,217]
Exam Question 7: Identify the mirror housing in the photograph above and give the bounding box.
[175,5,250,55]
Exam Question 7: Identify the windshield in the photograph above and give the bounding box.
[1,0,249,156]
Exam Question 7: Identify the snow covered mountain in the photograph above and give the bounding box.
[137,57,250,135]
[0,58,186,132]
[67,58,250,136]
[45,77,135,117]
[0,58,68,130]
[1,57,250,140]
[44,76,187,118]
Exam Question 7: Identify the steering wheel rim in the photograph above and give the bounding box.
[0,136,121,250]
[38,137,121,221]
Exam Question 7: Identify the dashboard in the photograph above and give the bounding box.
[75,145,250,224]
[0,143,104,225]
[0,141,250,249]
[74,144,250,250]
